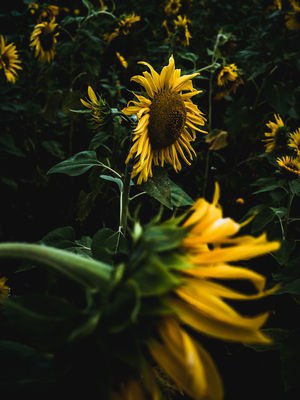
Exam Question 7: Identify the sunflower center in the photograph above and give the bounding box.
[0,53,9,70]
[40,30,55,51]
[148,91,186,149]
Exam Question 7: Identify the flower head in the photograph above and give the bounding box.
[30,18,59,62]
[277,155,300,175]
[262,113,287,152]
[164,0,182,16]
[80,86,111,128]
[217,64,239,86]
[174,15,192,46]
[288,128,300,156]
[285,0,300,30]
[122,55,207,184]
[0,35,22,84]
[104,13,140,44]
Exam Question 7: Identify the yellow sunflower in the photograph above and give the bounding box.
[164,0,182,16]
[288,128,300,156]
[262,113,287,152]
[0,35,22,84]
[148,182,280,399]
[30,18,59,62]
[0,276,10,298]
[174,15,192,47]
[277,155,300,175]
[217,64,239,86]
[122,55,207,184]
[285,0,300,30]
[80,86,111,128]
[104,13,140,44]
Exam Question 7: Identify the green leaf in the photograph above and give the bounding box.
[47,151,100,176]
[170,180,194,207]
[41,140,65,159]
[99,174,123,192]
[140,168,172,209]
[0,243,112,292]
[272,239,296,266]
[0,134,25,157]
[289,179,300,195]
[41,226,76,249]
[251,207,276,233]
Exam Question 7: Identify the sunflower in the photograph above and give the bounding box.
[148,183,279,399]
[37,5,60,23]
[80,86,111,128]
[277,155,300,175]
[288,128,300,156]
[103,13,140,44]
[0,35,22,84]
[0,276,10,298]
[30,18,59,62]
[122,55,207,184]
[285,0,300,30]
[164,0,182,16]
[174,15,192,47]
[262,113,288,152]
[217,64,239,86]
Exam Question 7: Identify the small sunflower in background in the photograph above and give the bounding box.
[122,55,207,184]
[174,14,192,46]
[28,2,39,15]
[0,276,10,298]
[262,113,288,152]
[288,128,300,156]
[30,18,59,62]
[285,0,300,30]
[217,63,238,86]
[276,155,300,175]
[164,0,182,16]
[37,4,60,23]
[104,12,140,44]
[80,86,111,129]
[0,35,22,84]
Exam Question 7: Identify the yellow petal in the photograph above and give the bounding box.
[88,86,97,104]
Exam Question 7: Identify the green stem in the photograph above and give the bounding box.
[120,160,132,235]
[284,190,294,239]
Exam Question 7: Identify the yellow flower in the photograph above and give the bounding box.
[111,380,147,400]
[74,9,80,15]
[104,13,140,44]
[122,55,207,184]
[28,2,39,14]
[116,52,128,68]
[262,113,286,152]
[148,183,280,399]
[30,18,59,63]
[0,276,10,298]
[174,15,192,47]
[217,64,238,86]
[0,35,22,84]
[285,0,300,30]
[277,155,300,175]
[164,0,182,16]
[80,86,111,128]
[288,128,300,156]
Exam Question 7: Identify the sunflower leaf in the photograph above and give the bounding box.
[47,150,101,176]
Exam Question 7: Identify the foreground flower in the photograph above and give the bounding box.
[288,127,300,156]
[217,64,238,86]
[80,86,111,128]
[30,18,59,62]
[262,113,287,152]
[0,35,22,84]
[285,0,300,30]
[122,55,207,184]
[277,155,300,175]
[174,15,192,46]
[135,182,279,399]
[0,276,10,297]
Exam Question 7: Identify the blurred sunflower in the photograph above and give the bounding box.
[37,5,60,23]
[262,113,287,152]
[104,12,140,44]
[0,276,10,297]
[288,128,300,155]
[277,155,300,175]
[174,15,192,46]
[285,0,300,30]
[122,55,207,184]
[112,182,280,400]
[217,64,238,86]
[80,86,111,128]
[0,35,22,84]
[164,0,182,16]
[30,18,59,62]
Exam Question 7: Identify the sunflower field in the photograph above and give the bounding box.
[0,0,300,398]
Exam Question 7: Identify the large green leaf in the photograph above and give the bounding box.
[47,151,101,176]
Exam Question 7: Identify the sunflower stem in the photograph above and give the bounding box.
[120,160,132,236]
[284,188,294,239]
